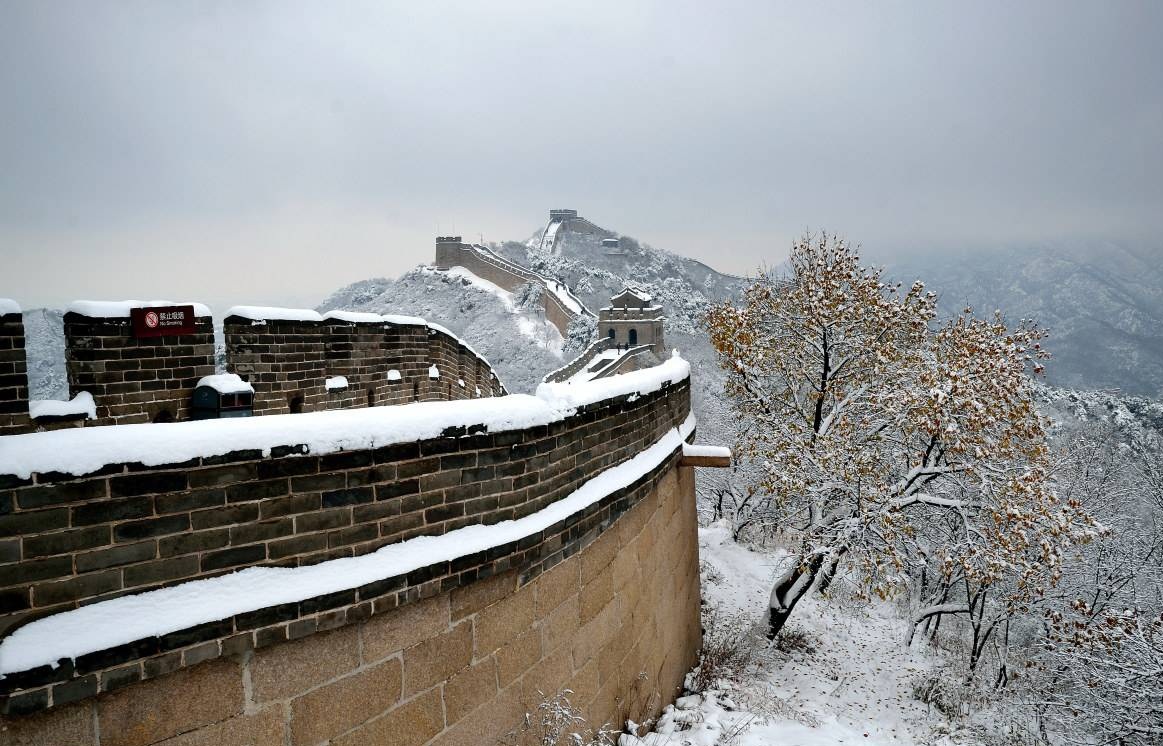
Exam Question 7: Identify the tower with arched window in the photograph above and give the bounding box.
[598,288,665,353]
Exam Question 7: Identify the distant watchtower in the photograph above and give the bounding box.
[599,288,665,352]
[434,235,466,270]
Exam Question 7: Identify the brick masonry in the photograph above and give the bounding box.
[0,461,700,746]
[225,317,504,416]
[0,378,692,722]
[63,312,216,426]
[0,306,506,436]
[0,312,30,436]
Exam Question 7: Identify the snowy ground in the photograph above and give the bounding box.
[627,525,976,746]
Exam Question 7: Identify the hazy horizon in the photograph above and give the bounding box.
[2,1,1161,311]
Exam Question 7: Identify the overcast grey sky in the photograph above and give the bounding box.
[1,1,1161,312]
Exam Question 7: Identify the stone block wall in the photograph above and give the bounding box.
[0,463,700,746]
[0,310,30,436]
[0,377,690,714]
[64,312,215,425]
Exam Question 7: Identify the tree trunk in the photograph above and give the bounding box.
[768,553,825,639]
[815,545,849,595]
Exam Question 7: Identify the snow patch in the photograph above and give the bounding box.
[441,266,564,357]
[195,374,253,395]
[682,444,732,460]
[28,392,96,421]
[428,365,440,379]
[0,298,21,315]
[386,369,402,381]
[224,306,323,322]
[325,376,349,391]
[67,300,212,319]
[322,310,386,324]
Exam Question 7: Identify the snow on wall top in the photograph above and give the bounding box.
[0,412,695,675]
[381,313,427,326]
[224,306,324,322]
[312,308,492,367]
[0,355,690,479]
[27,392,96,421]
[196,374,254,395]
[0,298,20,316]
[66,300,213,319]
[322,310,386,324]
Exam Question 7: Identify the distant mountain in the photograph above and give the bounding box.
[887,242,1163,398]
[493,218,746,336]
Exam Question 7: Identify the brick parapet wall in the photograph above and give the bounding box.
[0,313,30,436]
[64,314,216,426]
[544,337,614,383]
[0,379,691,717]
[224,317,329,415]
[0,461,700,746]
[225,319,504,415]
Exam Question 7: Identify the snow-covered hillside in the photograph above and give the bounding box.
[317,267,564,395]
[494,225,746,337]
[623,525,982,746]
[22,307,66,401]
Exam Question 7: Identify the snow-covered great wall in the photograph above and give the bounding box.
[0,300,506,434]
[434,236,594,336]
[0,355,702,745]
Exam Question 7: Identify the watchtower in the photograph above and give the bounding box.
[599,288,665,352]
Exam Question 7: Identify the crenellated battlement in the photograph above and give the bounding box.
[0,300,505,434]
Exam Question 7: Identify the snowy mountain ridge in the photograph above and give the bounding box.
[887,241,1163,397]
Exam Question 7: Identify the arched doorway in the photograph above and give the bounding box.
[628,328,638,345]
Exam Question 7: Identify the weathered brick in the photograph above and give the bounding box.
[333,686,444,746]
[70,496,152,526]
[362,594,449,662]
[114,514,190,542]
[32,570,121,606]
[402,620,472,696]
[201,544,266,572]
[250,624,360,703]
[110,472,187,497]
[97,658,243,746]
[288,657,402,746]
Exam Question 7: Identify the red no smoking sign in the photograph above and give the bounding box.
[131,306,197,338]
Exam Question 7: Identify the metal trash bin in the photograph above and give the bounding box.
[191,374,255,419]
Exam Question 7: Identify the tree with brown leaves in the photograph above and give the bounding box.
[706,233,1095,639]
